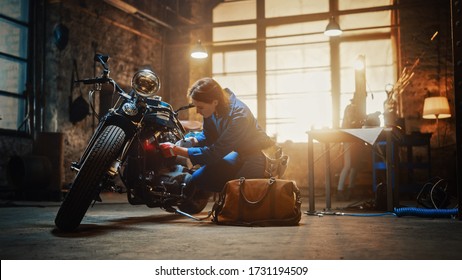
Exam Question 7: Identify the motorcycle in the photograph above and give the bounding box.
[54,54,210,231]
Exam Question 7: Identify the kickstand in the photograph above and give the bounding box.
[163,205,212,221]
[175,209,203,221]
[172,207,212,221]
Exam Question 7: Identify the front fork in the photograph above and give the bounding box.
[107,135,136,177]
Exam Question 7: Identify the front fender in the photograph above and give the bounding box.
[103,114,138,140]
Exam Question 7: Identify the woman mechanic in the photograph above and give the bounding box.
[159,77,274,194]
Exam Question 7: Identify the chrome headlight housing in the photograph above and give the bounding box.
[131,69,161,97]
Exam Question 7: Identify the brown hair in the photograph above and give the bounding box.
[188,77,230,116]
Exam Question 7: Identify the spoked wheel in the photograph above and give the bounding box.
[54,125,126,231]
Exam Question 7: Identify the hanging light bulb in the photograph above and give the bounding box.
[191,40,208,59]
[324,16,342,37]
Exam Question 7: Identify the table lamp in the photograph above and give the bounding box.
[422,96,451,146]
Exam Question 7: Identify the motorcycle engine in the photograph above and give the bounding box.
[125,163,192,207]
[122,121,193,207]
[157,165,192,195]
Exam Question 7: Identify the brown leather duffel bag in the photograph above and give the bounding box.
[211,177,302,226]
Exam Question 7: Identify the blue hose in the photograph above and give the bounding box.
[394,207,458,218]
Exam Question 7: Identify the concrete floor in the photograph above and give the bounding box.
[1,191,462,260]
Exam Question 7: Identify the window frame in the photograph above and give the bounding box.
[210,0,398,142]
[0,1,31,134]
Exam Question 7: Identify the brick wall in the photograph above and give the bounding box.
[43,0,173,186]
[399,0,454,142]
[398,0,457,192]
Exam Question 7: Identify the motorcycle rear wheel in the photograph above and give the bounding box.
[178,189,211,214]
[54,125,126,231]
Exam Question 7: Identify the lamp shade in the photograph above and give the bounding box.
[191,40,208,59]
[324,16,342,37]
[422,96,451,119]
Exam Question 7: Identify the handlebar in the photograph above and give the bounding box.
[75,76,131,100]
[75,77,111,85]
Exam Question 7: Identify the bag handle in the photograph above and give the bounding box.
[239,177,275,205]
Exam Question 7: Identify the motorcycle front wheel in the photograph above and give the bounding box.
[55,125,126,231]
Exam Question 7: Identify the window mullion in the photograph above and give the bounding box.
[257,0,266,129]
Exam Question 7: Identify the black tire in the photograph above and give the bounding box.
[178,189,211,214]
[55,125,126,231]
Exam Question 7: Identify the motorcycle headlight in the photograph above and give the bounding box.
[131,69,161,97]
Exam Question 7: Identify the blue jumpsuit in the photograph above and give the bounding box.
[187,89,273,192]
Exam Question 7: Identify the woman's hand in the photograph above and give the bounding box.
[159,142,176,157]
[187,137,199,146]
[175,137,198,148]
[159,142,190,158]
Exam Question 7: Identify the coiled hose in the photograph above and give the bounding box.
[394,207,458,218]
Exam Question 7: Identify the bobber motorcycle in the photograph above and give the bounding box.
[54,54,209,231]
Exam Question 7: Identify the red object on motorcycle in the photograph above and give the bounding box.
[159,143,176,157]
[143,139,156,152]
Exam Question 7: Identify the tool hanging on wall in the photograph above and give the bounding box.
[53,23,69,51]
[69,59,90,124]
[52,2,69,51]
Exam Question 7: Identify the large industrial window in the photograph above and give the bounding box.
[212,0,258,115]
[0,0,29,131]
[266,21,331,142]
[212,0,396,143]
[213,50,258,113]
